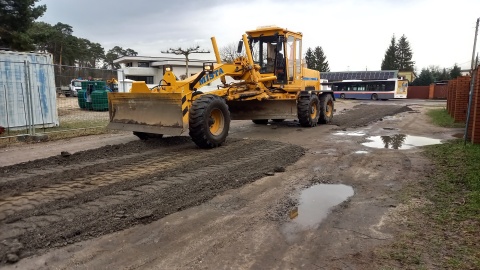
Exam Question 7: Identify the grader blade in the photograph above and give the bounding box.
[227,99,298,120]
[107,93,185,136]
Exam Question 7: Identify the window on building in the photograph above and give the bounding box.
[138,62,150,68]
[126,76,154,84]
[125,62,133,67]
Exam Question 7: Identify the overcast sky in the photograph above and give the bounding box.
[38,0,480,72]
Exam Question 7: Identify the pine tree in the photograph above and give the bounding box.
[313,46,330,72]
[450,63,462,79]
[412,68,434,86]
[0,0,46,50]
[305,47,315,69]
[381,35,398,70]
[437,68,450,81]
[396,35,414,71]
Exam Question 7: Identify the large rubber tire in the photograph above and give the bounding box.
[371,93,378,100]
[189,95,230,149]
[319,94,334,124]
[340,93,345,99]
[133,132,163,140]
[297,94,320,127]
[252,119,269,125]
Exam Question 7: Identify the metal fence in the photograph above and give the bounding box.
[0,59,117,143]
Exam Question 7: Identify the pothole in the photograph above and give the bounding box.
[362,134,442,149]
[281,184,354,242]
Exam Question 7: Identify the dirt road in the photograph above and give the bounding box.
[0,100,458,269]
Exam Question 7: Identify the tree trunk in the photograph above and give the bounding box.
[185,54,189,77]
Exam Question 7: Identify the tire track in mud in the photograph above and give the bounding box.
[0,140,260,221]
[332,104,412,128]
[0,137,304,265]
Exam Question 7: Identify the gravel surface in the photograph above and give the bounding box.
[0,137,304,265]
[0,102,416,266]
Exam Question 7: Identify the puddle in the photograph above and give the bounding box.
[354,150,369,154]
[333,131,365,136]
[313,148,337,155]
[282,184,354,242]
[382,115,403,121]
[362,134,441,149]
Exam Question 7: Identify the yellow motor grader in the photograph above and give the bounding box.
[107,26,334,148]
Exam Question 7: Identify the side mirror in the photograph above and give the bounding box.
[237,40,243,54]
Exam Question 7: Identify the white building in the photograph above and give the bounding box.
[113,56,216,91]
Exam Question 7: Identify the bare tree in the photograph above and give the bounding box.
[220,42,242,63]
[161,45,210,77]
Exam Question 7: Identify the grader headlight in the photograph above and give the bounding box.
[163,65,173,74]
[203,62,214,73]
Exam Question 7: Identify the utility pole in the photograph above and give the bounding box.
[161,46,210,78]
[464,17,479,145]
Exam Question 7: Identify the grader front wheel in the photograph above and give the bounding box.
[189,95,231,149]
[297,94,320,127]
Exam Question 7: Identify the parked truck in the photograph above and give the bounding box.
[107,26,335,148]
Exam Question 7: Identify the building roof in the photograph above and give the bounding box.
[113,56,215,65]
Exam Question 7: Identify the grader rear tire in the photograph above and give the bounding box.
[189,95,230,149]
[297,94,320,127]
[318,94,334,124]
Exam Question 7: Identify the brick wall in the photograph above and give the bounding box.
[428,84,434,99]
[470,68,480,144]
[433,84,448,99]
[453,76,471,123]
[407,86,429,99]
[447,80,456,116]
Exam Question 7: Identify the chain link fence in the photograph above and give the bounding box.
[0,56,118,145]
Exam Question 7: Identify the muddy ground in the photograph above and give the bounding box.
[0,100,458,269]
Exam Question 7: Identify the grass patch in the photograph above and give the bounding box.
[375,140,480,269]
[427,108,464,128]
[0,119,115,148]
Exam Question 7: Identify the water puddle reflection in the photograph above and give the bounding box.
[282,184,354,242]
[333,131,365,136]
[362,134,441,149]
[354,150,369,154]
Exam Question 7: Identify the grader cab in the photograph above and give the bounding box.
[107,26,334,148]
